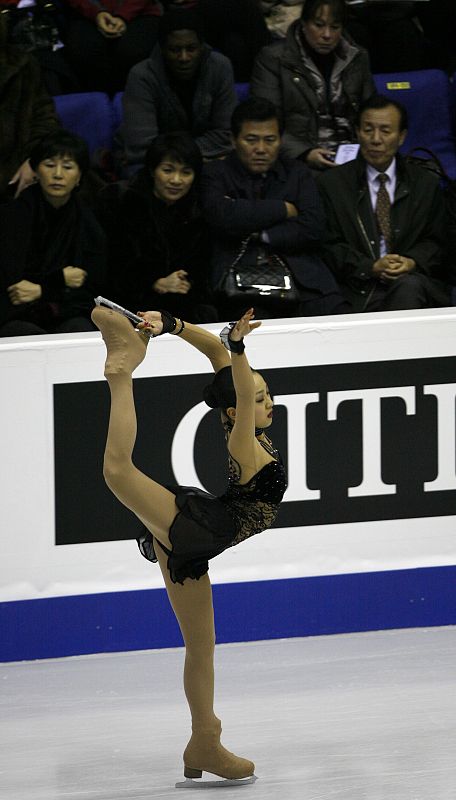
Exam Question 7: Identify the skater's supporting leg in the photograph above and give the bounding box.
[154,543,255,780]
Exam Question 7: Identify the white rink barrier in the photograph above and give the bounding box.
[1,309,456,660]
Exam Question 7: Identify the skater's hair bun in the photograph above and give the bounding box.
[203,365,258,412]
[203,366,236,412]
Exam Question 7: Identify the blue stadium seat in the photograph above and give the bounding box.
[54,92,114,155]
[235,83,250,102]
[373,70,456,179]
[112,92,124,132]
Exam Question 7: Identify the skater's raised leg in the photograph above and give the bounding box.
[92,306,176,549]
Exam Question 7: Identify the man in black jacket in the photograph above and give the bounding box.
[317,94,450,312]
[200,96,347,319]
[117,10,237,176]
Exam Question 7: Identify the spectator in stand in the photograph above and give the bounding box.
[98,131,217,322]
[200,97,348,320]
[316,96,450,312]
[163,0,271,81]
[62,0,162,95]
[0,131,106,336]
[250,0,375,170]
[0,12,60,201]
[116,10,237,175]
[345,1,426,73]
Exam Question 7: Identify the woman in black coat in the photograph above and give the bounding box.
[99,131,217,323]
[0,130,106,336]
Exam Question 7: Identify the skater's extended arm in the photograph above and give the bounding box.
[178,320,231,373]
[138,312,230,373]
[221,310,266,474]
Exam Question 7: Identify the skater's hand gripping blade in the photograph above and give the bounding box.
[175,775,258,789]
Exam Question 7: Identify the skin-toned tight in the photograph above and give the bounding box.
[103,368,218,730]
[94,307,253,778]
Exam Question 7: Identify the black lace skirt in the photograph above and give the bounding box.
[137,486,238,585]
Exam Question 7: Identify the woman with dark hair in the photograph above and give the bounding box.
[90,302,286,782]
[99,131,217,323]
[0,130,106,336]
[251,0,375,169]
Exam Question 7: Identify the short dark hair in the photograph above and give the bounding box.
[144,131,203,179]
[356,94,408,132]
[29,130,90,174]
[231,97,282,138]
[301,0,347,26]
[158,10,204,45]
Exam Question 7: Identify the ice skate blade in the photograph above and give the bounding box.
[175,774,257,789]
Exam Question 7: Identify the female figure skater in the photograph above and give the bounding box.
[90,303,287,782]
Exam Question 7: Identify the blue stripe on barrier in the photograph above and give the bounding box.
[1,565,455,662]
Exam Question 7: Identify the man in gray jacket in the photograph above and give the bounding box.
[117,11,237,175]
[250,0,374,170]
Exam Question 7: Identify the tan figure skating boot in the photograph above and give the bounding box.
[91,306,148,376]
[183,719,255,780]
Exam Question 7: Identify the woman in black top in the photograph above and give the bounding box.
[100,131,217,323]
[0,130,106,336]
[90,304,287,783]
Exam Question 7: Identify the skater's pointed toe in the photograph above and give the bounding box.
[91,305,110,327]
[92,305,148,375]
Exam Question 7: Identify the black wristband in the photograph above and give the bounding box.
[220,322,245,354]
[159,310,177,335]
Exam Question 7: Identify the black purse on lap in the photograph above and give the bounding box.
[217,236,299,306]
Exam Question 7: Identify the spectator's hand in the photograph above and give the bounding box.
[153,270,191,295]
[110,15,126,35]
[284,201,298,218]
[306,148,336,170]
[383,255,415,277]
[96,11,125,37]
[373,255,415,281]
[8,159,36,198]
[372,255,393,276]
[7,280,42,305]
[63,266,87,288]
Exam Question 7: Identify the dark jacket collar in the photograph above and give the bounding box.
[354,151,408,188]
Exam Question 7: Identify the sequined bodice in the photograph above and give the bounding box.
[219,428,287,546]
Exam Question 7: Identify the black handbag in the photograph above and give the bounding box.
[218,236,299,306]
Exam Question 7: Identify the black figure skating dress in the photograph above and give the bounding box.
[137,427,287,584]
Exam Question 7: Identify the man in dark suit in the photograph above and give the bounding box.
[317,94,449,312]
[201,96,347,319]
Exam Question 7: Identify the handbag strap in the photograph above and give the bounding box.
[406,147,449,182]
[230,234,253,271]
[230,234,291,273]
